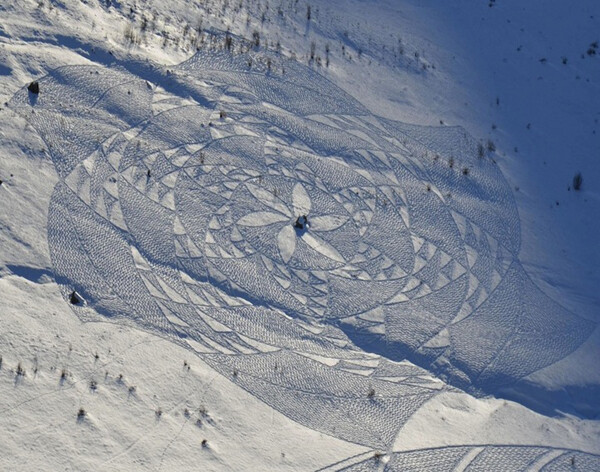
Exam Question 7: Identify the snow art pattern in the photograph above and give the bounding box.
[9,51,596,454]
[320,446,600,471]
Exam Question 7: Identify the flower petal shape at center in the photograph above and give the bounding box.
[301,232,345,263]
[245,182,291,217]
[277,225,297,263]
[292,183,311,216]
[310,215,349,232]
[237,211,289,227]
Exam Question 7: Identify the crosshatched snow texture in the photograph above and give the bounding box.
[9,51,595,449]
[324,446,600,471]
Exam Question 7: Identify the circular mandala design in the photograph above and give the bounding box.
[9,51,595,449]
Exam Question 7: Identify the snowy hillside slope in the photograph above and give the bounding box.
[0,0,599,470]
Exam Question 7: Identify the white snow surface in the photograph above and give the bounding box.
[0,0,599,470]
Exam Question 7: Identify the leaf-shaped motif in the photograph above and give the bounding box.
[292,182,311,216]
[301,232,345,263]
[237,211,289,227]
[310,214,349,232]
[278,225,296,263]
[245,182,291,216]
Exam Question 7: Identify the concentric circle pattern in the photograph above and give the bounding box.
[9,50,594,449]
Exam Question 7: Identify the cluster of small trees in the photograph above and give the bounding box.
[114,0,431,73]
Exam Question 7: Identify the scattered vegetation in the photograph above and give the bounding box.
[477,143,485,159]
[124,24,141,46]
[91,0,433,76]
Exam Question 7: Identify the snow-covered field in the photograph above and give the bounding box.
[0,0,598,470]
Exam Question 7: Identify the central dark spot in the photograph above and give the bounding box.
[28,81,40,95]
[294,215,308,230]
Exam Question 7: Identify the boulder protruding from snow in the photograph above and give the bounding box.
[28,81,39,95]
[69,290,84,305]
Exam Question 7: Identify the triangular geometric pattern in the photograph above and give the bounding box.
[11,50,594,452]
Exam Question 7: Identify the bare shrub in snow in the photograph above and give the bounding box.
[124,24,140,46]
[573,172,583,191]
